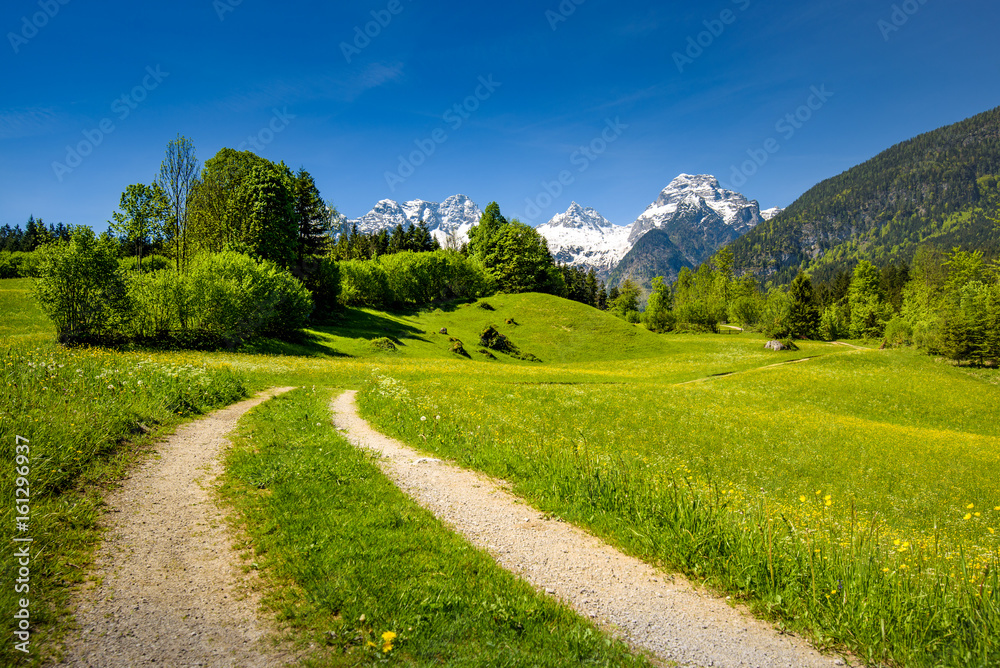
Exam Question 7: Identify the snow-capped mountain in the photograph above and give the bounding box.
[347,194,482,246]
[761,207,784,221]
[535,202,632,275]
[626,174,763,266]
[343,175,764,286]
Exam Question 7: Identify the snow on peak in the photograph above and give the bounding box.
[761,206,784,221]
[349,195,482,244]
[629,173,762,248]
[545,202,616,231]
[536,203,632,274]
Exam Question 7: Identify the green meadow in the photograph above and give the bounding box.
[2,278,999,666]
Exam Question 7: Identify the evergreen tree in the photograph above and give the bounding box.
[292,168,332,266]
[787,273,820,338]
[611,278,641,320]
[585,269,599,306]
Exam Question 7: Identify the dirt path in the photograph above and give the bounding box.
[331,391,847,668]
[52,387,297,668]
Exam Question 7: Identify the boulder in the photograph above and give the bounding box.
[764,340,786,351]
[439,327,448,335]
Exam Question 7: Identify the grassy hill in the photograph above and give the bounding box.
[303,292,672,364]
[727,105,1000,284]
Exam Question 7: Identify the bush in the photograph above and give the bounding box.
[0,251,41,278]
[340,259,391,308]
[675,300,719,333]
[33,229,131,343]
[186,251,312,340]
[370,337,397,352]
[340,251,494,309]
[884,316,914,347]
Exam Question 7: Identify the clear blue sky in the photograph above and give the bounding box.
[2,0,998,230]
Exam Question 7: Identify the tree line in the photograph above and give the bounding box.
[635,243,1000,365]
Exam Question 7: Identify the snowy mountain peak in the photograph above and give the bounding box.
[536,203,631,274]
[545,202,616,231]
[626,173,762,266]
[761,207,784,221]
[349,195,482,244]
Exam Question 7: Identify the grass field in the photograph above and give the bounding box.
[3,277,999,666]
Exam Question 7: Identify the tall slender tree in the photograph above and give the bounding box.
[157,135,199,271]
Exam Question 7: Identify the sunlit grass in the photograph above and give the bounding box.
[358,345,1000,666]
[220,388,651,667]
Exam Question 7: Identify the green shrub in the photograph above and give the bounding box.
[884,316,914,347]
[33,228,131,343]
[0,251,40,278]
[340,251,494,308]
[186,251,312,340]
[121,251,312,344]
[339,259,391,308]
[819,304,848,341]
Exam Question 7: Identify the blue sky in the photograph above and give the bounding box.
[2,0,998,230]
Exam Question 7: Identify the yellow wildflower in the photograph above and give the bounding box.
[964,513,972,520]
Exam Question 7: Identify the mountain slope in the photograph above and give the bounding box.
[728,106,1000,284]
[606,229,692,289]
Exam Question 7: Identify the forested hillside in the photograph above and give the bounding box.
[728,106,1000,284]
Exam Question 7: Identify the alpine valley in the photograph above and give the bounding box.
[344,174,771,288]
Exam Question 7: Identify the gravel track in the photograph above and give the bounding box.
[51,387,297,668]
[332,390,848,668]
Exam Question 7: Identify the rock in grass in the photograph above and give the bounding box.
[449,338,470,358]
[764,339,799,351]
[479,326,542,363]
[439,327,448,335]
